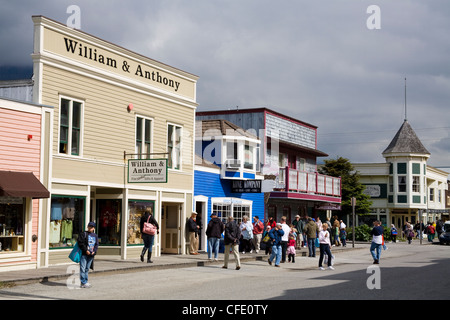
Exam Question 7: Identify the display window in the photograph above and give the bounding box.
[49,196,85,248]
[127,200,155,245]
[0,197,25,253]
[96,199,122,246]
[211,198,252,225]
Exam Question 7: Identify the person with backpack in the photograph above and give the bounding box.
[390,224,398,243]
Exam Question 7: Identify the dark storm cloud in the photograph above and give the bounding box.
[0,0,449,174]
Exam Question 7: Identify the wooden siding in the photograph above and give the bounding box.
[42,64,194,190]
[0,108,42,173]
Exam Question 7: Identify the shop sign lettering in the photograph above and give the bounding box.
[128,159,168,183]
[63,37,181,92]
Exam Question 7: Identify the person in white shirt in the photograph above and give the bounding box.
[280,216,291,263]
[318,223,334,270]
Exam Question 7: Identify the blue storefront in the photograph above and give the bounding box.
[193,119,265,253]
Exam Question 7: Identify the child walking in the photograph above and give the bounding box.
[287,234,296,263]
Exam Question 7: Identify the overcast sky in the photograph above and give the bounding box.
[1,0,449,176]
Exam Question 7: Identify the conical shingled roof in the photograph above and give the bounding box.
[382,120,430,155]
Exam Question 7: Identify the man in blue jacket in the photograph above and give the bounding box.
[268,223,285,267]
[370,220,384,264]
[78,221,99,288]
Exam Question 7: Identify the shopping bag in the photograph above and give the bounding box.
[68,242,82,263]
[314,238,319,248]
[324,254,335,266]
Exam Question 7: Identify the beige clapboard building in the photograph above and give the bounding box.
[31,16,198,266]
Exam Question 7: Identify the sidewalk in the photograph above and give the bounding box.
[0,243,370,287]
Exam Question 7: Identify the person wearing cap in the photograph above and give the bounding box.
[252,216,264,253]
[77,222,99,288]
[206,213,224,261]
[188,212,200,255]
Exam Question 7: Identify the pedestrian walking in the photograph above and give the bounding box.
[370,220,384,264]
[280,216,291,263]
[405,222,414,244]
[287,233,296,263]
[268,223,285,267]
[390,224,398,243]
[340,228,347,247]
[206,213,225,261]
[262,226,272,255]
[426,222,435,242]
[292,215,304,249]
[304,217,319,257]
[240,215,253,254]
[78,222,99,288]
[223,216,241,270]
[318,223,334,270]
[139,208,159,263]
[252,215,264,253]
[332,220,341,246]
[188,212,200,255]
[436,219,444,239]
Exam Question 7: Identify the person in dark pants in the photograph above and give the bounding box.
[140,208,159,263]
[318,223,334,270]
[304,217,319,257]
[78,222,99,288]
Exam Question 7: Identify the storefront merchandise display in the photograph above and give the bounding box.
[0,198,25,253]
[49,196,84,248]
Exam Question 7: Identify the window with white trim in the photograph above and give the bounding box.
[167,124,182,169]
[136,116,152,158]
[211,198,252,225]
[59,97,83,156]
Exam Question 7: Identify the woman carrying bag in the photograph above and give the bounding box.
[140,208,159,263]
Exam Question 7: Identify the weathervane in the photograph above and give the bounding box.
[404,77,407,122]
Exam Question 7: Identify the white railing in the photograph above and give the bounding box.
[278,167,341,197]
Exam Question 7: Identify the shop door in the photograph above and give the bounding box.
[161,204,179,254]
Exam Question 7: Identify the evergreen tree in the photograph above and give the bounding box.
[318,157,372,216]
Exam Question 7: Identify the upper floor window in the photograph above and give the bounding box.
[168,124,182,170]
[59,97,83,156]
[136,116,152,158]
[244,143,254,170]
[412,176,420,192]
[398,176,407,192]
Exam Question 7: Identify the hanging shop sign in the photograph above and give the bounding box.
[231,180,262,193]
[128,159,168,183]
[315,203,341,211]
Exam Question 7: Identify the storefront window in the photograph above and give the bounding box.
[49,196,85,248]
[128,200,155,245]
[211,198,251,225]
[96,199,121,246]
[0,197,25,253]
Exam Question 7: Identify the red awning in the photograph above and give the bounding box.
[0,171,50,199]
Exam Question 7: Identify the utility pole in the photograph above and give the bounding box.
[352,197,356,248]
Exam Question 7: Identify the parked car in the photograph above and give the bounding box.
[439,221,450,245]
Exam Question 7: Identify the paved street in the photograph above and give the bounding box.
[0,242,448,302]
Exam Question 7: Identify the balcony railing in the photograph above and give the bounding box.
[276,167,341,198]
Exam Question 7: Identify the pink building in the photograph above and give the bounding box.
[0,97,52,271]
